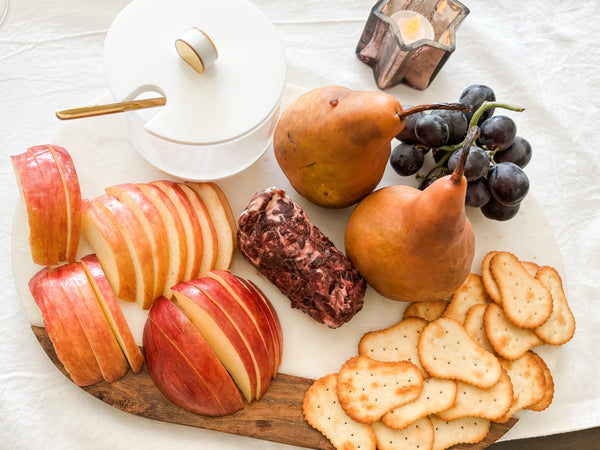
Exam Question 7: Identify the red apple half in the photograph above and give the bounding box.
[29,267,103,386]
[143,296,244,416]
[81,254,144,373]
[11,144,81,266]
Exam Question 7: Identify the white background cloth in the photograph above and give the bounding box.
[1,0,599,448]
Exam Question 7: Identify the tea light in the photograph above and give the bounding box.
[390,10,435,44]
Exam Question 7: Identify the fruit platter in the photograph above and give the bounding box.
[5,0,593,449]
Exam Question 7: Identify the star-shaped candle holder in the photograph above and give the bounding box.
[357,0,469,90]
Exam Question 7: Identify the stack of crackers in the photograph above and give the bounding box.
[302,251,576,450]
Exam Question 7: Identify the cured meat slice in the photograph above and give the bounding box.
[237,187,365,328]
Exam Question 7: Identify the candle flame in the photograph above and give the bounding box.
[406,15,421,35]
[442,30,450,45]
[438,0,448,13]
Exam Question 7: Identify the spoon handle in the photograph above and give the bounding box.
[56,97,166,120]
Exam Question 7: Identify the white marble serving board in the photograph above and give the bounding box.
[11,85,564,382]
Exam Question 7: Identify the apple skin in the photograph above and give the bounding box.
[185,182,237,271]
[105,183,169,302]
[53,262,129,382]
[45,144,82,263]
[29,267,103,386]
[81,254,144,373]
[143,296,244,416]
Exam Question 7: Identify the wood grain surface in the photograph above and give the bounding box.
[32,325,517,449]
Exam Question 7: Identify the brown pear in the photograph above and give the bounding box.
[274,86,405,208]
[344,128,479,302]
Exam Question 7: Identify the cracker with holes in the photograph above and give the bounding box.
[381,378,457,431]
[358,317,429,378]
[442,273,490,325]
[463,303,495,354]
[534,265,576,345]
[418,318,502,389]
[481,251,501,304]
[484,302,544,360]
[372,417,434,450]
[336,356,423,424]
[436,367,513,422]
[496,351,547,423]
[490,251,553,329]
[429,415,491,450]
[302,373,377,450]
[403,300,448,322]
[527,351,554,412]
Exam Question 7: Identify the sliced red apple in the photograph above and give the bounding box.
[178,183,218,275]
[93,194,156,309]
[186,276,273,400]
[185,181,237,270]
[81,199,136,303]
[81,254,144,373]
[105,183,169,301]
[137,183,188,297]
[46,144,81,263]
[29,267,103,386]
[203,271,282,380]
[171,281,258,402]
[143,296,244,416]
[151,180,203,281]
[53,263,129,382]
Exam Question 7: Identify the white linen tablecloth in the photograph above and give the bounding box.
[1,1,599,448]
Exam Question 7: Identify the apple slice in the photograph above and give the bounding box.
[178,183,218,275]
[151,180,203,281]
[137,183,188,297]
[186,276,273,400]
[53,263,129,382]
[81,199,136,303]
[29,267,103,386]
[81,254,144,373]
[105,183,169,301]
[45,145,82,263]
[171,281,258,402]
[185,182,237,270]
[143,296,244,416]
[92,194,156,309]
[204,271,282,380]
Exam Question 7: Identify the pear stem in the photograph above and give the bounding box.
[450,126,480,185]
[398,102,471,120]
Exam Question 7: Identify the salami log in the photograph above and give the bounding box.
[237,187,366,328]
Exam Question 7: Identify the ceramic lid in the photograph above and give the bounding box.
[103,0,286,145]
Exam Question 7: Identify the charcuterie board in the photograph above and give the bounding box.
[12,85,563,449]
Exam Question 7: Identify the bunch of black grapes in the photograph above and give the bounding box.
[390,85,532,221]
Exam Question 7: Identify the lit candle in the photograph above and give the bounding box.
[390,10,435,45]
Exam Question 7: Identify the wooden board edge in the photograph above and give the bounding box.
[31,325,516,449]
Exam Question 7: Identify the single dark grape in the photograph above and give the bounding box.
[487,162,529,206]
[432,109,469,145]
[459,84,496,123]
[447,146,490,181]
[415,114,449,148]
[494,136,532,168]
[396,106,424,144]
[418,176,436,190]
[479,115,517,151]
[390,143,425,176]
[481,196,521,221]
[466,177,492,208]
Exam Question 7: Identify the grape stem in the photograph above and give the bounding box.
[450,126,480,185]
[421,100,525,180]
[398,102,471,120]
